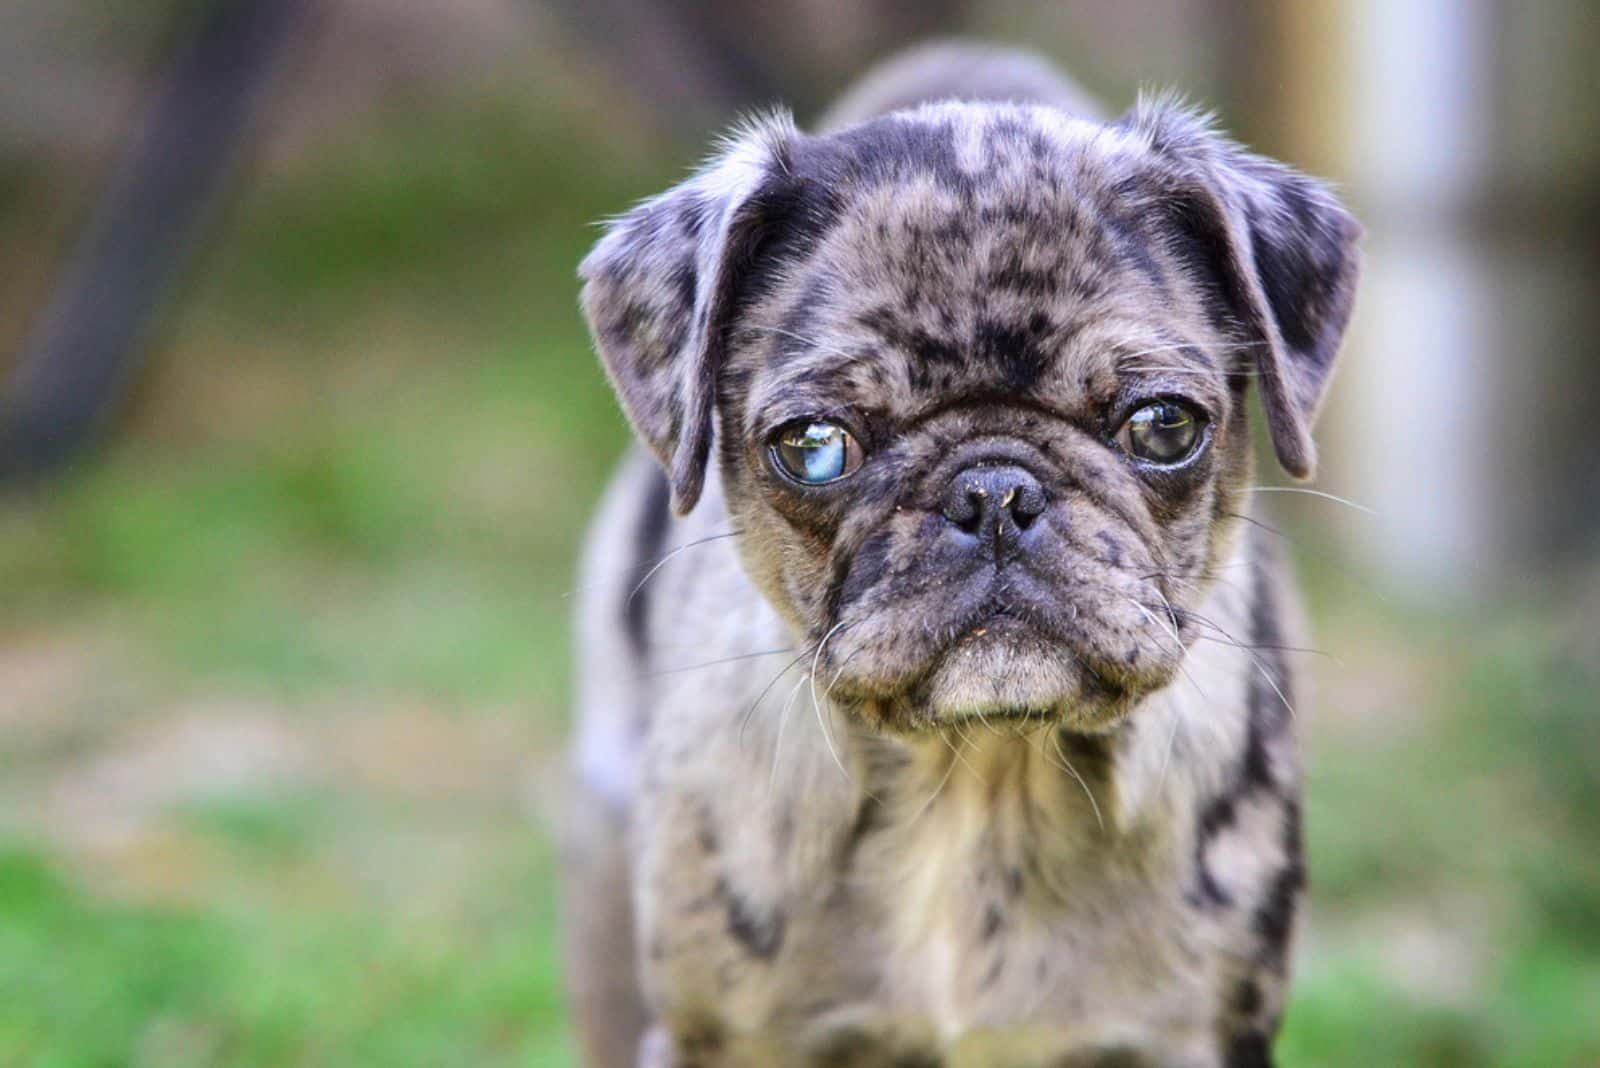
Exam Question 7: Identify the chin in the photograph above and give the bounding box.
[827,619,1157,736]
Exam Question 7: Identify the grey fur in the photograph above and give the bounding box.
[565,42,1359,1068]
[816,40,1106,131]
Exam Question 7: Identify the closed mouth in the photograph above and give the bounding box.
[945,703,1060,724]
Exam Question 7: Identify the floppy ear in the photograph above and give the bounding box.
[1126,98,1362,480]
[579,114,797,514]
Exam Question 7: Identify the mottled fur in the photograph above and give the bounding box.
[564,44,1359,1068]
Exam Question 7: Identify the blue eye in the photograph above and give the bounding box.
[772,421,863,485]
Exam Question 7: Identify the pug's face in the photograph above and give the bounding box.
[582,101,1359,733]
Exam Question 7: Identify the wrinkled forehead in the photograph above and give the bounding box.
[736,105,1224,429]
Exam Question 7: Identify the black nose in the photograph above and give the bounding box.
[939,465,1046,555]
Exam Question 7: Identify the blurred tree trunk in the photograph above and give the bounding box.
[0,0,315,482]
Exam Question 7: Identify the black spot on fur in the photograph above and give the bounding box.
[838,789,887,872]
[1252,799,1304,964]
[891,1055,943,1068]
[721,880,786,960]
[1151,191,1247,341]
[1050,1048,1147,1068]
[1249,174,1334,363]
[1103,208,1170,294]
[1096,530,1125,568]
[1189,554,1302,911]
[668,259,698,320]
[623,469,673,659]
[1056,730,1114,778]
[1233,978,1263,1017]
[723,147,845,329]
[857,305,967,391]
[827,115,971,196]
[1241,559,1292,791]
[810,1030,940,1068]
[677,1022,725,1062]
[982,246,1061,298]
[1224,1031,1274,1068]
[1190,792,1237,907]
[832,527,894,617]
[1239,700,1275,796]
[973,312,1056,393]
[981,902,1006,940]
[1248,561,1291,732]
[696,814,718,855]
[767,274,834,367]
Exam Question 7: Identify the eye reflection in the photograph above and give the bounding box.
[1119,401,1203,465]
[772,421,862,485]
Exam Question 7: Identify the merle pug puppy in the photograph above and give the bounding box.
[562,43,1359,1068]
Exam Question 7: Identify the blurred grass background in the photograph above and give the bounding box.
[1,3,1598,1066]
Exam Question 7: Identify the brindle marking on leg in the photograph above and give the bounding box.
[1049,1047,1149,1068]
[1188,545,1299,909]
[1252,799,1303,974]
[1223,1031,1274,1068]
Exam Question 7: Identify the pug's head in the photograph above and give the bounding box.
[580,99,1359,733]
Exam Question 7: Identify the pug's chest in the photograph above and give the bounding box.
[638,807,1228,1067]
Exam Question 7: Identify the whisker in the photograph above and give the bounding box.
[1123,594,1208,702]
[746,325,869,365]
[1223,511,1387,603]
[740,644,820,740]
[1048,729,1105,832]
[625,532,742,607]
[767,672,810,793]
[823,645,866,702]
[808,621,854,782]
[1253,658,1297,720]
[1173,609,1298,721]
[640,646,797,679]
[1181,627,1342,666]
[1247,486,1377,517]
[1157,705,1184,795]
[1117,363,1265,379]
[905,737,963,827]
[562,530,743,600]
[946,721,988,785]
[973,702,998,737]
[1117,337,1273,361]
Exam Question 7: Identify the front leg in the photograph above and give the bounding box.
[559,773,649,1068]
[637,1026,673,1068]
[1222,1030,1277,1068]
[637,1023,734,1068]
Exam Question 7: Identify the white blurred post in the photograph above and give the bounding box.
[1335,0,1498,591]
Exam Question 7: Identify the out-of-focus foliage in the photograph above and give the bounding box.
[0,20,1596,1068]
[0,91,641,1067]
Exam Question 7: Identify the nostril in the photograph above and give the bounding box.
[966,488,991,531]
[941,484,985,532]
[1006,482,1046,528]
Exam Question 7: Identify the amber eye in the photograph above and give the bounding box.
[770,421,863,485]
[1117,401,1204,465]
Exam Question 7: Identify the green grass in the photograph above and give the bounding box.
[0,80,1596,1067]
[1281,609,1600,1067]
[0,90,624,1066]
[0,842,573,1068]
